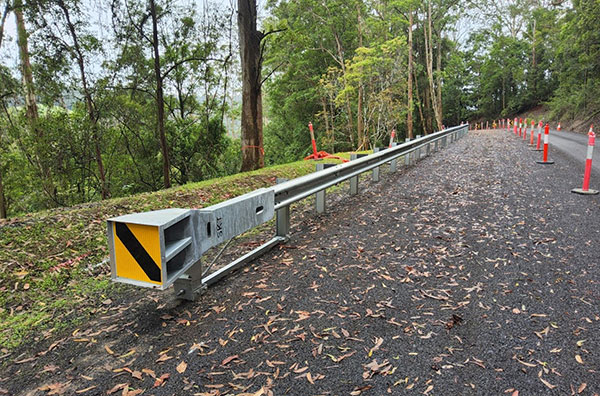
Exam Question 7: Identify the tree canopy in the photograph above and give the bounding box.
[0,0,598,218]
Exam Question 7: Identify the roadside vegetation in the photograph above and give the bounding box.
[1,1,599,220]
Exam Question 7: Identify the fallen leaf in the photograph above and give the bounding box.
[516,359,536,368]
[107,383,128,394]
[155,354,172,363]
[575,355,584,364]
[38,382,71,395]
[153,373,169,388]
[176,361,187,374]
[123,389,143,396]
[578,383,587,394]
[534,326,549,339]
[368,337,383,357]
[538,370,556,390]
[141,368,156,378]
[75,386,96,394]
[221,355,239,366]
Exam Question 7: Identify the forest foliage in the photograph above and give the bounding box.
[0,0,598,218]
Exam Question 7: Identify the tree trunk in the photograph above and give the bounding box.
[15,0,59,204]
[57,0,109,199]
[329,95,336,150]
[413,67,427,134]
[531,18,537,100]
[502,75,506,110]
[0,1,10,49]
[150,0,171,188]
[238,0,264,171]
[14,0,38,126]
[356,3,366,150]
[329,30,354,148]
[321,96,333,152]
[424,1,443,131]
[407,9,414,139]
[436,33,442,127]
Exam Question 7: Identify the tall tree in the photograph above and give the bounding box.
[356,2,366,149]
[14,0,58,203]
[238,0,264,171]
[0,0,10,49]
[423,0,442,131]
[407,8,414,138]
[150,0,171,188]
[55,0,109,198]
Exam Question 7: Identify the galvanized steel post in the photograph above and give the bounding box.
[372,148,381,182]
[276,178,290,238]
[349,154,359,195]
[390,143,398,172]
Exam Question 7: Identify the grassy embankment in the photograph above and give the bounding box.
[0,152,365,351]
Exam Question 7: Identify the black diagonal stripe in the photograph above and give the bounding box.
[115,222,161,282]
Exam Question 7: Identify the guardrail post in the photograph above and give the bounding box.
[415,135,422,163]
[404,138,411,166]
[426,140,431,156]
[315,164,326,213]
[390,143,398,172]
[314,163,336,213]
[276,178,290,238]
[173,258,204,301]
[349,154,359,195]
[372,148,381,182]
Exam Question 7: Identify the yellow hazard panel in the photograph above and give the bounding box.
[113,222,162,285]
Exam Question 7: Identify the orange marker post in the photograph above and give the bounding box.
[536,124,555,165]
[572,125,598,195]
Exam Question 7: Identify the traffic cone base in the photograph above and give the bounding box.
[571,188,599,195]
[536,160,555,165]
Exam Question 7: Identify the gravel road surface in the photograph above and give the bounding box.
[2,129,599,396]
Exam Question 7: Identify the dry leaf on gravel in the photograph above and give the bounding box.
[176,361,187,373]
[152,373,170,388]
[106,383,128,394]
[221,354,239,366]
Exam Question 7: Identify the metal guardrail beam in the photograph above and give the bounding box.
[273,125,465,209]
[107,124,468,299]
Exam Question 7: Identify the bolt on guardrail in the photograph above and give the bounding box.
[107,124,469,300]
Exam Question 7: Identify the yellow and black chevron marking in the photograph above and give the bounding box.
[113,222,162,285]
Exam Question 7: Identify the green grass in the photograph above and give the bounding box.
[0,154,358,351]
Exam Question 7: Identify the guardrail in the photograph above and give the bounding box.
[107,124,468,300]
